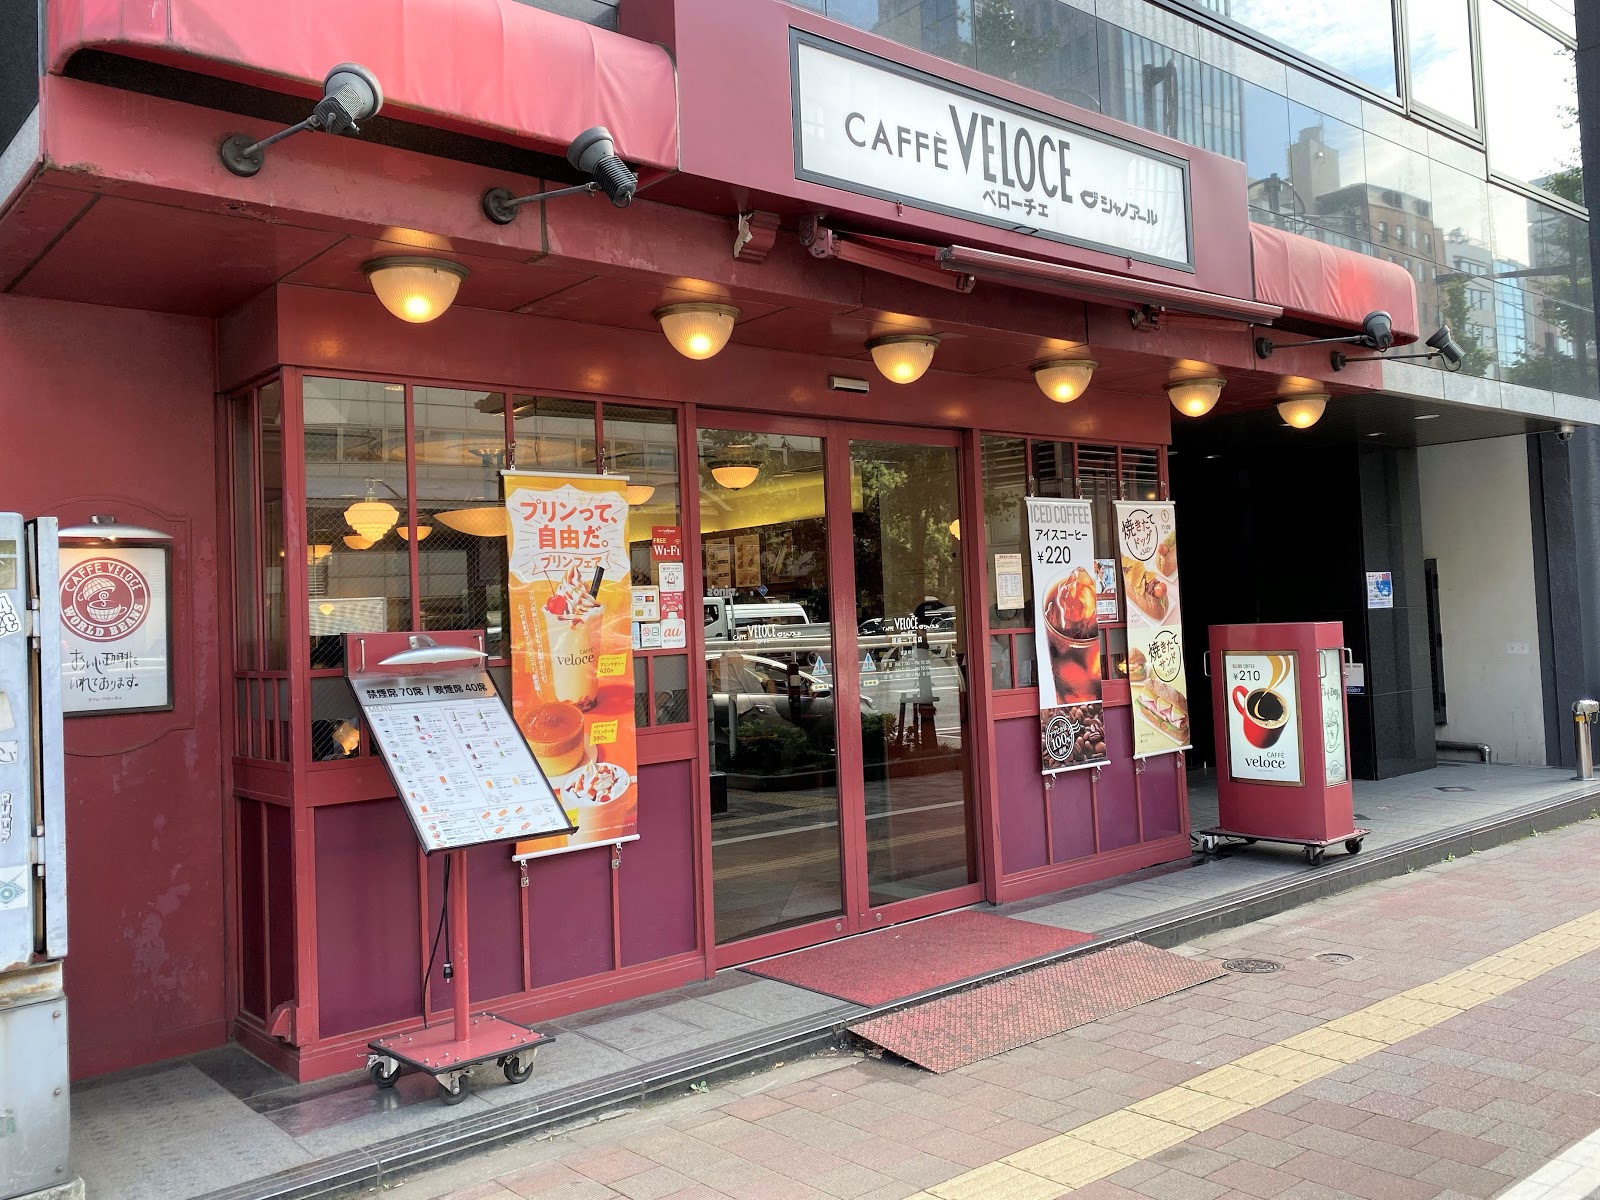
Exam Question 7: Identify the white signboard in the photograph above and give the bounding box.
[793,32,1192,269]
[1366,571,1394,609]
[1319,648,1348,786]
[354,671,573,853]
[1025,498,1107,774]
[1223,652,1302,785]
[58,546,171,715]
[994,553,1024,611]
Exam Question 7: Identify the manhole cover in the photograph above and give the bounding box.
[1315,952,1354,964]
[1222,958,1282,974]
[1436,786,1475,793]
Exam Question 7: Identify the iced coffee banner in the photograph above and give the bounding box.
[1025,498,1108,774]
[504,471,640,861]
[353,671,574,853]
[1114,501,1191,759]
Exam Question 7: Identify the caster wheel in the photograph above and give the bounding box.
[1345,838,1364,855]
[368,1059,400,1089]
[502,1054,536,1085]
[438,1074,471,1106]
[1195,835,1218,854]
[1305,845,1325,867]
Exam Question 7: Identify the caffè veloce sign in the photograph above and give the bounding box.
[792,32,1193,270]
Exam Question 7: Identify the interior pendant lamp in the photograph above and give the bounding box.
[344,483,400,541]
[867,334,940,385]
[623,483,656,506]
[306,543,333,565]
[655,303,740,360]
[364,257,469,324]
[1165,376,1226,418]
[1277,393,1329,429]
[397,523,433,541]
[709,446,760,490]
[435,507,510,537]
[343,534,376,550]
[1033,358,1099,403]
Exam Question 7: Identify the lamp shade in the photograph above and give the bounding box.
[343,534,376,550]
[1277,393,1328,429]
[435,506,510,537]
[1033,358,1099,403]
[344,496,400,540]
[397,523,433,541]
[710,463,760,490]
[1165,377,1226,418]
[949,519,960,539]
[867,335,940,384]
[654,303,740,360]
[307,543,333,565]
[624,483,656,506]
[364,257,469,324]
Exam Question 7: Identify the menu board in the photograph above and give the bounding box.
[354,670,574,852]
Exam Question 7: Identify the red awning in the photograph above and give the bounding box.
[47,0,679,170]
[1250,223,1420,345]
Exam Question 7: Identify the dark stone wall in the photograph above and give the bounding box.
[0,1,41,149]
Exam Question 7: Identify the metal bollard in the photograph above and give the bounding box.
[1574,700,1600,780]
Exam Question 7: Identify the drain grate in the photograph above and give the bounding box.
[1222,958,1282,974]
[1314,952,1354,964]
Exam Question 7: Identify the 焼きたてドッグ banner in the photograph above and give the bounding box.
[1115,501,1191,758]
[506,472,639,860]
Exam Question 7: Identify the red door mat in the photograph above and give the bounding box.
[740,911,1094,1006]
[850,941,1224,1073]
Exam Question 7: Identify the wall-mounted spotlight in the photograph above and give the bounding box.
[220,63,383,177]
[1331,326,1465,373]
[482,126,639,224]
[1253,310,1393,361]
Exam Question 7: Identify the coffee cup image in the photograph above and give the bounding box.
[1233,685,1289,748]
[1043,567,1100,697]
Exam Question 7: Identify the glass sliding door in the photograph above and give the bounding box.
[699,429,845,944]
[849,437,978,908]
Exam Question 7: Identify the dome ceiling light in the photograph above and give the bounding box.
[1032,358,1099,403]
[655,303,741,360]
[363,257,469,324]
[1165,377,1226,418]
[1277,393,1329,429]
[867,335,940,384]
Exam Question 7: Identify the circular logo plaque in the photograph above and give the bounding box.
[60,557,151,642]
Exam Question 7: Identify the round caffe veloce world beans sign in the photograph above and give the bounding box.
[57,547,171,715]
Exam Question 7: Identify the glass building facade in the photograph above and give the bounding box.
[792,0,1593,396]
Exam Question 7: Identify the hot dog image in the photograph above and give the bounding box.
[1122,559,1168,621]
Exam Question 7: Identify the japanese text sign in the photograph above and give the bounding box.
[793,33,1192,270]
[1026,498,1107,774]
[58,545,172,715]
[1115,502,1190,759]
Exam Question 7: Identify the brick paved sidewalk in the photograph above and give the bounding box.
[393,821,1600,1200]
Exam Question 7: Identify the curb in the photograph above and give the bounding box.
[197,781,1600,1200]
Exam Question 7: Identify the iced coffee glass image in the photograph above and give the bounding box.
[1044,567,1101,698]
[542,566,603,711]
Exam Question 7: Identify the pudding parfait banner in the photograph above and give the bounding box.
[505,471,639,861]
[1115,501,1191,758]
[1026,498,1108,774]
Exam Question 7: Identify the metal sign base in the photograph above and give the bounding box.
[1192,826,1369,867]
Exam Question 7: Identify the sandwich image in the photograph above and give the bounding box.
[1136,675,1189,744]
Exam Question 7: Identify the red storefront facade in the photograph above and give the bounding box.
[0,0,1416,1082]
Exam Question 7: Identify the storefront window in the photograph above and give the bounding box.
[1481,2,1580,200]
[414,387,509,659]
[1406,0,1475,127]
[981,435,1030,633]
[603,404,680,588]
[231,391,260,670]
[303,377,410,669]
[260,381,285,671]
[513,395,597,471]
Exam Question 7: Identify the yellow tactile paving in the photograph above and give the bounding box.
[1279,1026,1391,1063]
[1070,1110,1194,1157]
[1005,1135,1138,1186]
[1130,1085,1251,1131]
[913,904,1600,1200]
